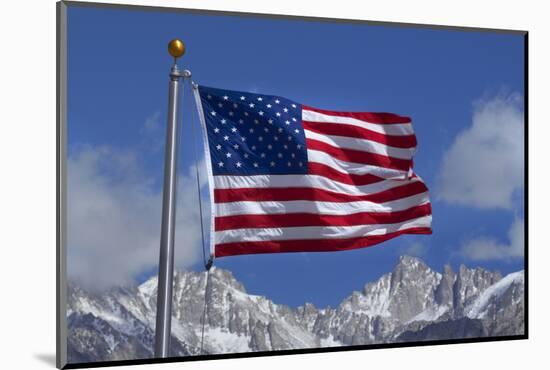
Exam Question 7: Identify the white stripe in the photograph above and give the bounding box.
[215,192,430,217]
[302,109,414,136]
[194,85,216,258]
[215,215,432,244]
[214,174,420,196]
[308,149,408,179]
[304,129,415,160]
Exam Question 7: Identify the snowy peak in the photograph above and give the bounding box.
[396,255,431,271]
[386,256,442,322]
[353,256,438,320]
[208,267,247,293]
[452,265,502,316]
[466,270,524,319]
[138,276,157,298]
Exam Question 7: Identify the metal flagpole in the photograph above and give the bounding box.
[154,39,191,358]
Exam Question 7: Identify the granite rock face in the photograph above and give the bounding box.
[67,256,524,363]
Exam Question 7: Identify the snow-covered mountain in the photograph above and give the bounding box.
[67,256,525,363]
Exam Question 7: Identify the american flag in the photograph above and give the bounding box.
[193,85,432,258]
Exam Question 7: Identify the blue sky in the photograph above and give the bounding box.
[66,5,525,308]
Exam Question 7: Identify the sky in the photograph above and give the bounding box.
[66,4,525,308]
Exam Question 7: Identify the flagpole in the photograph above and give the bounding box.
[154,39,191,358]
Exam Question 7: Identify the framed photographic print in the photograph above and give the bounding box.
[56,1,527,368]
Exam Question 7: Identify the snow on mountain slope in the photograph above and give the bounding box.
[67,256,525,363]
[466,270,524,319]
[406,305,450,324]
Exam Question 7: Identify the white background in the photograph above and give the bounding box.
[0,0,546,369]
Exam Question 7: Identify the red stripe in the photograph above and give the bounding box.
[307,162,385,186]
[214,227,432,257]
[214,180,428,203]
[303,121,416,149]
[307,138,411,171]
[215,203,432,231]
[303,105,412,124]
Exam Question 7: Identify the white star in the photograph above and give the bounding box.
[216,144,222,150]
[292,117,297,122]
[261,153,266,158]
[207,95,212,99]
[223,95,229,100]
[233,103,238,108]
[259,111,264,116]
[253,162,259,168]
[223,135,229,141]
[231,127,237,133]
[270,161,276,167]
[257,97,263,101]
[214,127,220,133]
[297,144,302,149]
[233,144,239,149]
[221,119,226,124]
[278,128,283,133]
[288,136,292,141]
[249,128,254,133]
[275,99,280,104]
[211,111,216,116]
[299,162,303,167]
[283,108,288,113]
[283,144,288,149]
[277,153,283,158]
[249,103,255,108]
[291,104,297,108]
[238,119,244,124]
[276,112,281,117]
[236,162,242,168]
[254,119,260,125]
[228,111,234,116]
[294,129,300,134]
[264,127,269,133]
[218,161,224,167]
[274,136,279,141]
[287,162,292,167]
[226,152,232,158]
[218,103,223,108]
[266,104,272,108]
[241,136,246,142]
[285,121,290,125]
[240,96,246,100]
[258,136,263,142]
[244,112,249,116]
[251,145,256,150]
[267,144,273,149]
[244,153,249,158]
[291,153,295,158]
[268,119,273,124]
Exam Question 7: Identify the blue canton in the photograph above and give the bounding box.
[198,85,308,175]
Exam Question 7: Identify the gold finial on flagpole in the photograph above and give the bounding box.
[168,39,186,60]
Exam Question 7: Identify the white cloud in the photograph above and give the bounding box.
[399,242,428,257]
[67,145,209,290]
[139,111,164,152]
[141,111,162,132]
[437,93,524,209]
[460,218,524,261]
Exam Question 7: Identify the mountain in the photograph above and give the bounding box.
[67,256,524,363]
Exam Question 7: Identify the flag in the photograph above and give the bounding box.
[193,85,432,258]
